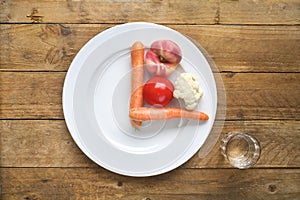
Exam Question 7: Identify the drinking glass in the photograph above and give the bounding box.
[220,132,261,169]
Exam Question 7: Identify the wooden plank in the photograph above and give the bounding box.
[1,120,299,168]
[0,0,218,24]
[186,120,300,169]
[1,0,299,24]
[0,120,95,168]
[1,24,299,72]
[0,72,299,120]
[0,24,107,72]
[180,25,300,72]
[223,72,300,120]
[220,0,300,25]
[0,72,65,119]
[1,168,300,199]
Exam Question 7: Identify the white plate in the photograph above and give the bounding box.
[63,22,217,177]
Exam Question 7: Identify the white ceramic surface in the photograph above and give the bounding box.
[63,22,217,177]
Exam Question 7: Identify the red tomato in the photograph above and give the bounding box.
[143,77,174,107]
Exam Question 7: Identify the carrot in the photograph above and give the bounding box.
[130,41,145,127]
[129,107,209,121]
[129,41,208,127]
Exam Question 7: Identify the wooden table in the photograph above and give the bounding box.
[1,0,299,199]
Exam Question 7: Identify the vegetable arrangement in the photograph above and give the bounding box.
[129,40,208,128]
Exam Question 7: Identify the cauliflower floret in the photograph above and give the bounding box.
[173,73,203,110]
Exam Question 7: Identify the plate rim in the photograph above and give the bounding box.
[62,22,217,177]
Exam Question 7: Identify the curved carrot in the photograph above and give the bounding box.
[129,107,209,121]
[130,41,145,127]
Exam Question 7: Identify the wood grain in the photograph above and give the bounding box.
[0,0,218,24]
[0,72,65,119]
[1,72,299,120]
[186,120,300,168]
[223,72,300,120]
[1,1,300,198]
[1,120,299,168]
[1,24,299,72]
[220,0,300,25]
[0,24,97,72]
[0,120,94,168]
[1,167,300,199]
[1,0,299,24]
